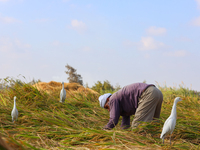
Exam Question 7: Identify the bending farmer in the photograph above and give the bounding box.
[99,83,163,130]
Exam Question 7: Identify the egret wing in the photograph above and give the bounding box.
[160,117,173,138]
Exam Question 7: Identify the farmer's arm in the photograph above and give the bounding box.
[121,116,130,129]
[103,100,120,130]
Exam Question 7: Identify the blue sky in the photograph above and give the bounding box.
[0,0,200,90]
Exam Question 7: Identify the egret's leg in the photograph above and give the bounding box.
[162,138,164,144]
[170,135,171,146]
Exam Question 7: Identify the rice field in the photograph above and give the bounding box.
[0,79,199,150]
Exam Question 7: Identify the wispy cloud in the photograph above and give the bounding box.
[0,37,31,57]
[146,26,167,36]
[191,16,200,26]
[163,50,187,57]
[195,0,200,9]
[123,37,165,51]
[0,37,32,78]
[14,39,31,49]
[70,19,87,34]
[0,15,20,24]
[139,37,165,50]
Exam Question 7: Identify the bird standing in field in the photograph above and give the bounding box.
[60,82,66,103]
[11,96,18,122]
[160,97,182,145]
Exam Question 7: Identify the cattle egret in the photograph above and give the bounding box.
[60,82,66,103]
[160,97,182,145]
[11,96,18,122]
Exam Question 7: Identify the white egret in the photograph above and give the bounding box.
[11,96,18,122]
[160,97,182,145]
[60,82,66,103]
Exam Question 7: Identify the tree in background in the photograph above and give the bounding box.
[114,83,121,91]
[65,64,83,85]
[143,80,147,83]
[91,80,115,93]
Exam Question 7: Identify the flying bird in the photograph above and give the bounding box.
[160,97,182,145]
[60,82,66,103]
[11,96,18,122]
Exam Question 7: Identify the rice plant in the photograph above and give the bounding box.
[0,78,199,149]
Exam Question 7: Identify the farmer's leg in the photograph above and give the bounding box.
[154,89,163,119]
[131,86,163,128]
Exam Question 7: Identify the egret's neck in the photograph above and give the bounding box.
[170,101,177,117]
[62,84,64,89]
[14,99,16,108]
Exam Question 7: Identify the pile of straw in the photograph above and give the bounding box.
[33,81,99,96]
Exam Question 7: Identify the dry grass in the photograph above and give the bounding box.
[32,81,99,97]
[0,79,199,149]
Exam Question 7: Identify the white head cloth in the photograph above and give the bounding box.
[98,93,112,108]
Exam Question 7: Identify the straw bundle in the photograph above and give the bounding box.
[33,81,99,96]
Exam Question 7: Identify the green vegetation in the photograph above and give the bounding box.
[91,80,116,94]
[0,78,199,149]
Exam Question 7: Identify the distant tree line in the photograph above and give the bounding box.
[65,64,121,93]
[91,80,114,93]
[1,64,120,93]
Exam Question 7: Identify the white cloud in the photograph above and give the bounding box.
[139,37,165,50]
[163,50,187,57]
[0,15,20,24]
[195,0,200,9]
[191,16,200,26]
[146,26,167,36]
[122,37,165,51]
[70,19,87,34]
